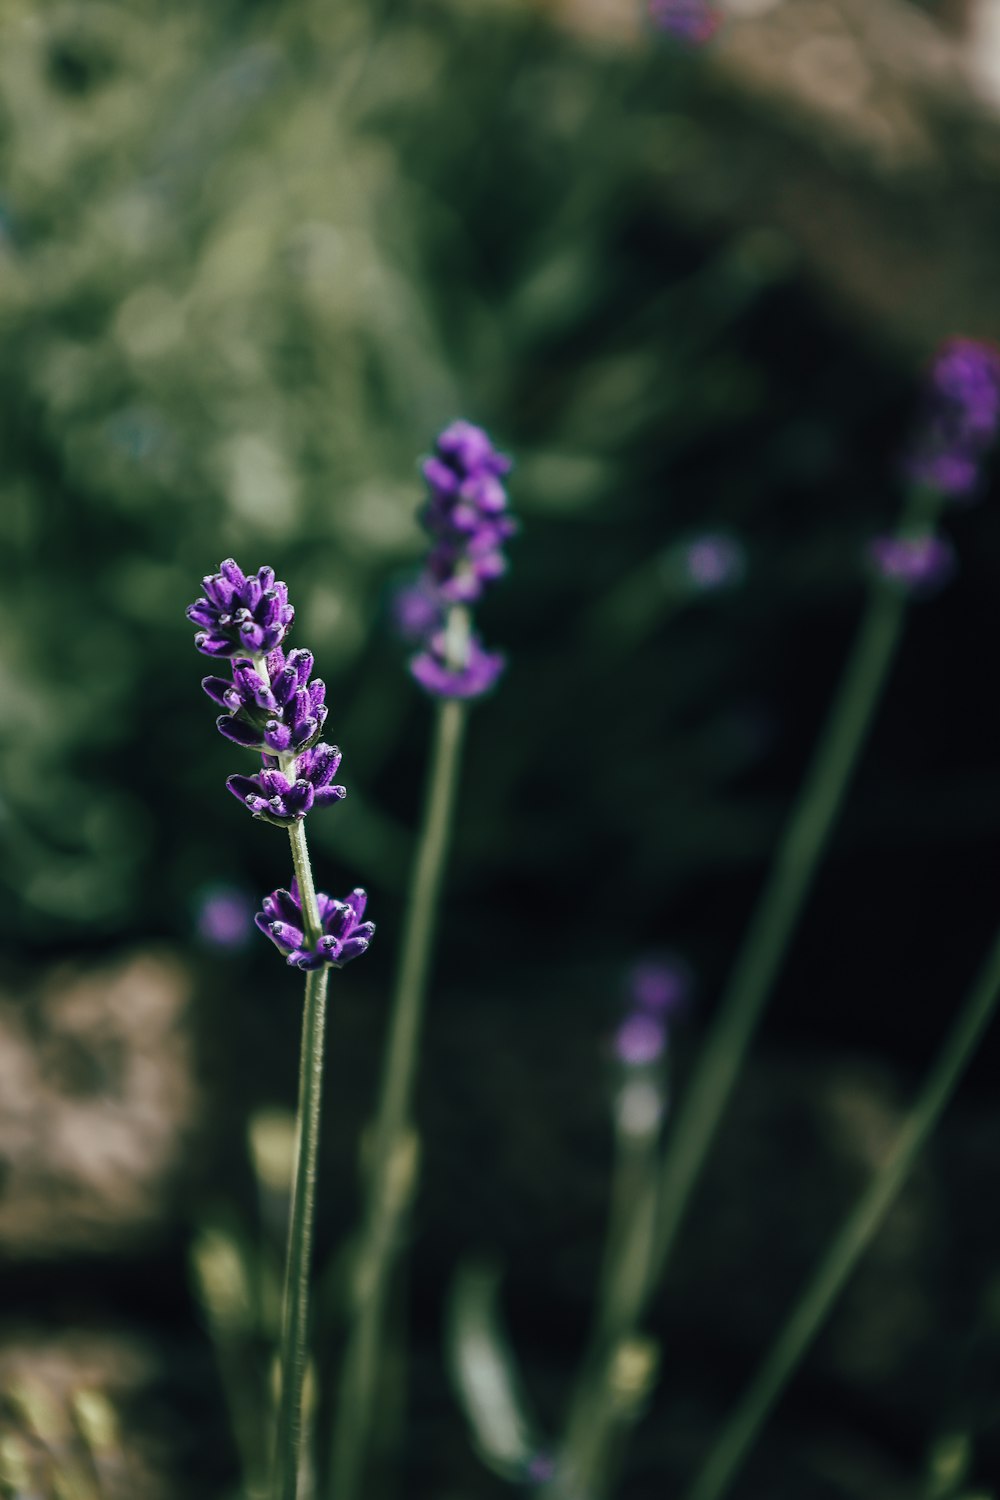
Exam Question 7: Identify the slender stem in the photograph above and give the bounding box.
[554,1113,661,1499]
[273,820,329,1500]
[684,922,1000,1500]
[288,816,322,946]
[329,692,468,1500]
[649,483,942,1289]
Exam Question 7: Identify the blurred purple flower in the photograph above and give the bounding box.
[682,532,746,591]
[410,631,506,700]
[389,575,444,643]
[906,338,1000,499]
[420,421,516,607]
[406,421,516,700]
[627,955,691,1017]
[649,0,723,44]
[614,1013,667,1067]
[523,1452,556,1487]
[868,533,955,596]
[195,885,255,951]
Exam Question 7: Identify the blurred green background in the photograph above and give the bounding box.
[3,0,1000,1496]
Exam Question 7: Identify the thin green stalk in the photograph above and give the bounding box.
[273,819,330,1500]
[554,1111,662,1500]
[684,922,1000,1500]
[649,484,942,1289]
[329,692,467,1500]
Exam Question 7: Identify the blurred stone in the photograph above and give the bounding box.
[0,952,197,1255]
[0,1331,174,1500]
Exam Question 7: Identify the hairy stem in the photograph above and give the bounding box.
[329,692,467,1500]
[684,922,1000,1500]
[272,820,329,1500]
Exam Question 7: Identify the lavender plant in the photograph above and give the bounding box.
[329,423,516,1500]
[648,337,1000,1294]
[549,338,1000,1499]
[187,559,374,1500]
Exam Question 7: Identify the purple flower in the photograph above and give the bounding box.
[410,631,506,700]
[614,1013,667,1067]
[681,532,745,591]
[227,742,346,826]
[868,533,955,596]
[649,0,723,44]
[256,882,375,970]
[203,646,327,754]
[195,885,255,950]
[906,338,1000,499]
[187,559,294,658]
[389,575,444,643]
[626,955,691,1017]
[419,421,516,607]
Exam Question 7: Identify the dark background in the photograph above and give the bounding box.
[2,1,1000,1495]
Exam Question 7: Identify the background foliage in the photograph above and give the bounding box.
[3,1,1000,1496]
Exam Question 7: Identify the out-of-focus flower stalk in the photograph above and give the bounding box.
[553,968,682,1499]
[329,686,467,1500]
[648,477,941,1297]
[331,423,515,1500]
[684,921,1000,1500]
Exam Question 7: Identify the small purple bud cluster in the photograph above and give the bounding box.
[404,421,516,700]
[188,559,373,972]
[677,531,746,592]
[906,337,1000,500]
[867,533,955,597]
[256,883,375,970]
[187,560,295,657]
[188,560,345,828]
[613,955,690,1068]
[649,0,723,45]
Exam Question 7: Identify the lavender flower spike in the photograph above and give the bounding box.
[406,420,516,700]
[187,559,294,658]
[419,421,517,607]
[906,338,1000,500]
[256,883,375,970]
[227,743,346,826]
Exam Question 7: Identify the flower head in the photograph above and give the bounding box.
[195,885,255,950]
[626,955,691,1017]
[203,645,327,754]
[389,575,444,643]
[868,533,955,596]
[420,421,517,606]
[187,559,294,658]
[614,1013,667,1067]
[680,532,746,591]
[227,743,346,826]
[649,0,723,44]
[256,883,375,970]
[410,630,506,700]
[906,338,1000,499]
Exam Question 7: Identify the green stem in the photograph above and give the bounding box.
[329,693,467,1500]
[273,821,329,1500]
[684,923,1000,1500]
[555,1113,661,1499]
[649,483,942,1289]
